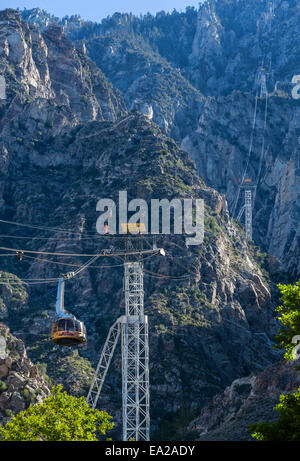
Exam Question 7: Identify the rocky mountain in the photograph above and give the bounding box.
[187,358,300,441]
[0,1,298,440]
[22,1,300,97]
[0,8,125,130]
[0,321,50,425]
[0,7,286,439]
[21,7,204,142]
[19,1,300,281]
[83,33,205,142]
[181,91,300,280]
[0,98,281,437]
[186,0,300,96]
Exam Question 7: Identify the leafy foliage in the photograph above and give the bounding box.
[0,385,114,441]
[250,389,300,441]
[274,280,300,360]
[250,280,300,440]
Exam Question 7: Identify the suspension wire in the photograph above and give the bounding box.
[0,274,58,282]
[253,92,269,208]
[143,248,199,280]
[0,251,165,286]
[143,269,192,280]
[22,254,125,268]
[232,1,274,221]
[0,226,195,283]
[23,254,90,267]
[0,234,104,241]
[232,86,259,218]
[0,218,163,241]
[0,279,59,286]
[22,253,156,268]
[0,245,166,259]
[166,240,201,259]
[165,251,199,276]
[0,256,100,286]
[70,253,104,278]
[0,246,99,257]
[0,218,101,237]
[0,251,102,286]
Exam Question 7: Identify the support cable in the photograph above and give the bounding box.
[253,92,269,208]
[232,87,259,218]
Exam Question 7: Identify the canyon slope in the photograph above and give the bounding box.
[21,0,300,280]
[0,1,298,440]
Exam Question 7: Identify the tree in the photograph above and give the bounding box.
[274,280,300,361]
[250,280,300,440]
[0,385,114,441]
[249,389,300,441]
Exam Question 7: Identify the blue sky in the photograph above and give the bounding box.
[2,1,202,21]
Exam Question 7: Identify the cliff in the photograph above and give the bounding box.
[0,3,298,439]
[0,322,50,424]
[187,359,300,441]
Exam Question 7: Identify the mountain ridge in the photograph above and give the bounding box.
[19,1,300,280]
[0,3,298,440]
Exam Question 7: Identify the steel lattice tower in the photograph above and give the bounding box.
[122,261,149,441]
[259,72,268,98]
[256,66,268,98]
[86,233,163,441]
[245,190,253,240]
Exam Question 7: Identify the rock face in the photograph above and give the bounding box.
[0,3,296,440]
[83,34,205,141]
[19,1,300,279]
[21,8,204,142]
[0,9,283,438]
[181,92,300,280]
[187,359,300,441]
[187,0,300,96]
[183,0,300,280]
[0,322,50,424]
[0,8,125,132]
[0,95,281,438]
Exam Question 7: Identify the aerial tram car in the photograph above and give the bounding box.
[51,273,86,347]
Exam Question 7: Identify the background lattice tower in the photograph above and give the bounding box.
[244,190,253,240]
[258,68,268,98]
